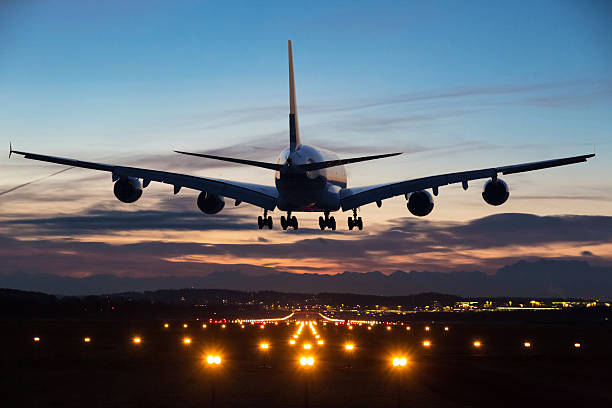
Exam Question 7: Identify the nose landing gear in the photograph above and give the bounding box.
[318,212,336,230]
[281,212,298,230]
[348,208,363,230]
[257,209,273,229]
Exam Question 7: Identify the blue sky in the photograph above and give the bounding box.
[0,0,611,277]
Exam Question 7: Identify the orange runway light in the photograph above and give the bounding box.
[444,326,449,332]
[303,343,312,350]
[260,325,265,329]
[132,337,142,344]
[183,337,191,345]
[260,343,269,350]
[206,355,221,365]
[83,337,91,343]
[163,323,169,328]
[473,341,482,348]
[221,324,226,329]
[183,324,188,328]
[425,326,430,331]
[289,339,296,345]
[406,326,411,331]
[386,326,392,331]
[241,325,245,329]
[33,337,40,342]
[348,325,353,330]
[202,324,207,328]
[392,357,407,367]
[345,343,354,351]
[299,356,314,366]
[317,340,324,345]
[574,342,581,348]
[524,341,532,348]
[422,340,431,347]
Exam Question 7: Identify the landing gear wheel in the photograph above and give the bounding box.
[281,216,288,230]
[348,217,354,230]
[319,216,326,230]
[357,217,363,230]
[291,216,298,230]
[257,216,264,230]
[329,216,336,231]
[267,216,273,229]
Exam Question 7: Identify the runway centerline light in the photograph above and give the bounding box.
[132,337,142,344]
[425,326,430,331]
[183,324,188,328]
[221,324,226,329]
[260,343,269,350]
[444,326,449,332]
[387,326,392,331]
[392,357,407,367]
[345,343,354,351]
[206,355,221,365]
[317,340,324,345]
[524,341,531,348]
[574,342,581,348]
[422,340,431,347]
[183,337,191,345]
[260,325,265,329]
[289,339,296,345]
[473,341,481,348]
[406,326,411,331]
[83,337,91,343]
[163,323,169,328]
[303,343,312,350]
[33,337,40,342]
[300,356,314,366]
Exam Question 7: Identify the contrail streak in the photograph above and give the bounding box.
[0,167,74,197]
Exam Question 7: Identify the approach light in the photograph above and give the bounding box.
[260,325,265,329]
[206,355,221,365]
[473,341,481,348]
[422,340,431,347]
[303,343,312,350]
[574,342,581,348]
[183,337,191,345]
[524,341,531,348]
[392,357,407,367]
[260,343,269,350]
[348,325,353,330]
[183,324,188,328]
[345,343,354,351]
[132,337,142,344]
[444,326,449,332]
[163,323,169,328]
[368,326,372,330]
[202,324,207,328]
[386,326,392,331]
[289,339,296,345]
[315,335,320,339]
[406,326,411,331]
[299,356,314,366]
[221,324,226,329]
[425,326,430,331]
[241,325,245,329]
[83,337,91,343]
[33,337,40,342]
[317,340,324,345]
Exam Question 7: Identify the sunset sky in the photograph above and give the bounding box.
[1,1,611,279]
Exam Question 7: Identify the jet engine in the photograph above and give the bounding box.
[113,177,143,203]
[407,190,434,216]
[197,192,225,214]
[482,178,509,206]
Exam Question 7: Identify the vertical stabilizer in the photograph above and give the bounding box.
[288,40,301,152]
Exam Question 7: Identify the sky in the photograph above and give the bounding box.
[1,0,611,280]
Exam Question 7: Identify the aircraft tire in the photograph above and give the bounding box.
[357,217,363,230]
[319,216,326,230]
[267,216,273,229]
[257,216,264,229]
[281,216,288,230]
[329,216,336,231]
[291,216,298,230]
[348,217,354,230]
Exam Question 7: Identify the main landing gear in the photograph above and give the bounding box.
[281,211,298,230]
[257,209,273,230]
[348,208,363,230]
[319,212,336,230]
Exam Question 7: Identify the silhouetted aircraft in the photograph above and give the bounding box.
[11,41,594,231]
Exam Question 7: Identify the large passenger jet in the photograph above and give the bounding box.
[11,41,594,231]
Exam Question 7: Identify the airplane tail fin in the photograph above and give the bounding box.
[288,40,301,152]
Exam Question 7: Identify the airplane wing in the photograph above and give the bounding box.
[10,149,279,210]
[340,154,595,211]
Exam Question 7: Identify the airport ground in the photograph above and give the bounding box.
[2,313,611,408]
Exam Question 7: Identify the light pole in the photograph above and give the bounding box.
[205,354,222,408]
[391,356,407,408]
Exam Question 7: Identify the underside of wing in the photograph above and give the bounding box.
[340,153,594,211]
[11,149,278,210]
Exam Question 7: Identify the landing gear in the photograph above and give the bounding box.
[319,212,336,231]
[348,208,363,230]
[258,210,273,230]
[281,212,298,230]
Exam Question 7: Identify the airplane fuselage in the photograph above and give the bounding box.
[275,145,346,212]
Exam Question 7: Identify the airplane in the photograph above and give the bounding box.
[10,41,595,231]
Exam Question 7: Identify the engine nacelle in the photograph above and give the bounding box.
[113,177,143,203]
[407,190,434,217]
[482,178,509,206]
[197,192,225,214]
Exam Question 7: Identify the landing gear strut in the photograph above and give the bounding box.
[281,211,298,230]
[257,209,273,230]
[348,208,363,230]
[318,212,336,231]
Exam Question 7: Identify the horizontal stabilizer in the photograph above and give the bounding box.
[174,151,282,171]
[297,152,402,171]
